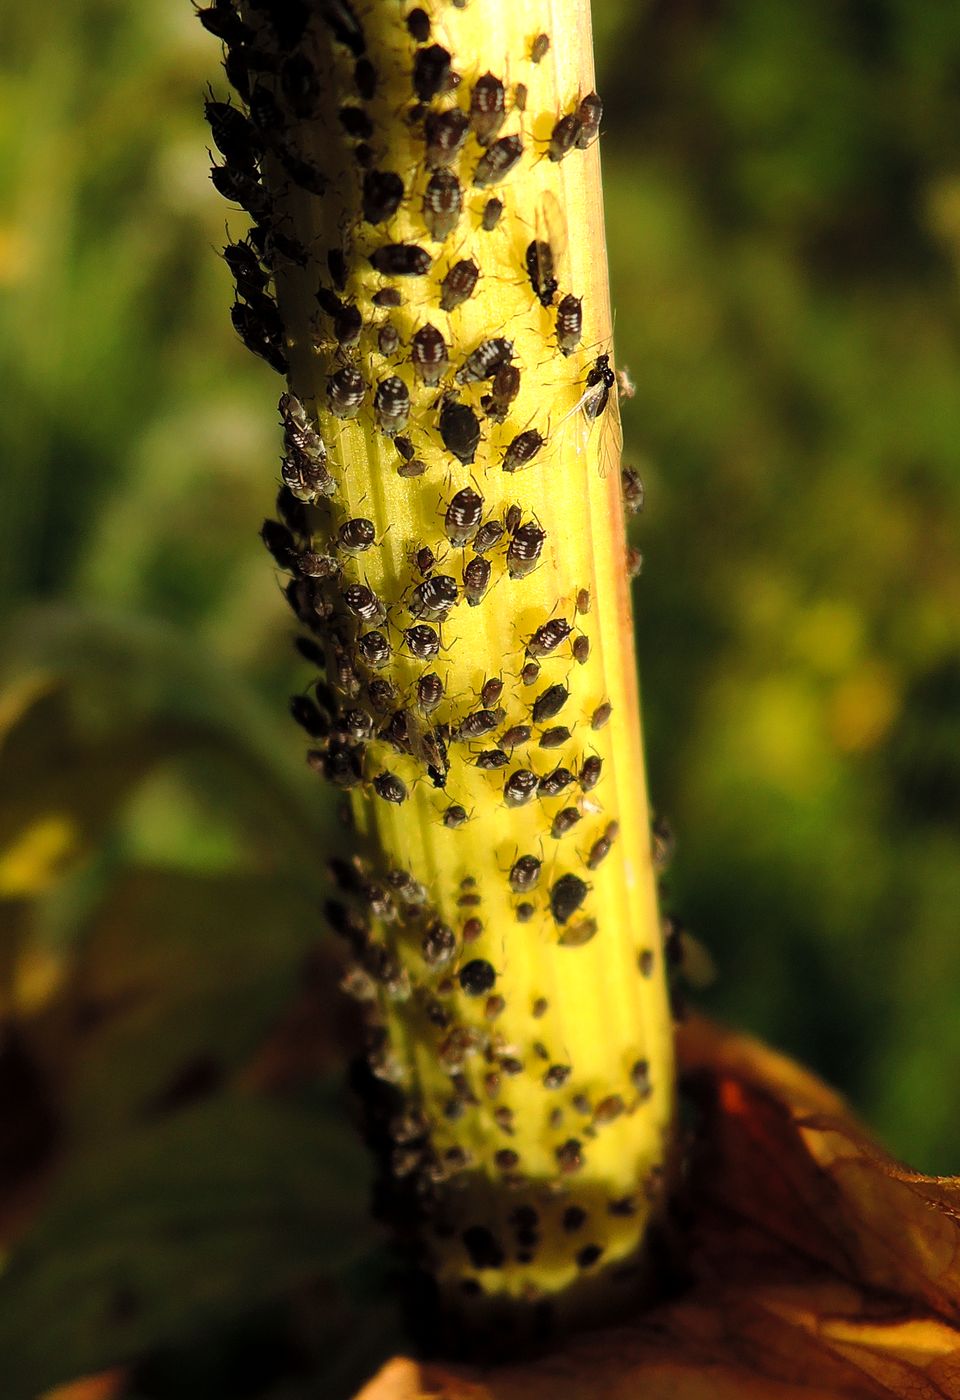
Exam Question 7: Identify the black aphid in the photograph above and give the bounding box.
[480,363,520,422]
[548,112,581,162]
[500,724,531,748]
[282,52,322,117]
[358,630,391,668]
[469,73,506,145]
[527,618,572,657]
[551,808,581,839]
[409,323,449,385]
[473,519,504,552]
[580,756,602,791]
[413,44,454,101]
[503,428,545,473]
[319,0,366,56]
[205,99,260,170]
[374,376,411,436]
[444,487,483,546]
[504,769,538,808]
[621,466,645,515]
[532,683,568,723]
[339,105,374,140]
[473,135,523,188]
[411,574,458,620]
[539,726,571,748]
[509,855,541,893]
[591,701,612,730]
[370,243,432,277]
[378,322,400,356]
[538,767,575,799]
[327,365,367,418]
[462,556,491,605]
[581,352,615,422]
[525,240,558,307]
[354,58,377,101]
[531,32,550,62]
[550,873,588,925]
[374,771,408,804]
[556,293,583,355]
[210,164,270,220]
[342,583,384,623]
[506,521,546,579]
[372,287,402,308]
[362,169,405,224]
[423,108,470,169]
[423,169,462,240]
[456,337,513,385]
[439,394,480,465]
[575,92,603,148]
[443,804,468,828]
[406,8,430,41]
[405,624,441,660]
[482,197,503,231]
[439,258,479,311]
[338,517,376,554]
[459,959,496,996]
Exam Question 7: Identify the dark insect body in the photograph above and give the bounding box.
[354,57,377,101]
[319,0,366,56]
[474,135,523,188]
[527,618,571,657]
[378,322,400,356]
[231,301,287,373]
[410,323,449,384]
[363,169,405,224]
[591,701,612,730]
[374,376,411,436]
[581,352,615,422]
[370,243,432,277]
[469,73,506,145]
[462,556,491,605]
[338,517,376,554]
[531,32,550,62]
[459,959,496,996]
[443,804,468,828]
[210,164,270,219]
[223,239,267,299]
[548,112,581,163]
[525,240,558,307]
[423,108,470,169]
[406,624,441,660]
[502,428,545,473]
[572,635,590,664]
[480,362,520,423]
[406,8,430,42]
[538,767,575,799]
[621,466,644,514]
[556,293,582,355]
[575,92,603,148]
[411,574,458,620]
[372,287,402,308]
[500,724,531,748]
[551,807,581,839]
[444,487,483,546]
[339,105,374,140]
[414,44,454,101]
[504,769,538,807]
[456,337,513,385]
[509,855,541,892]
[456,708,502,741]
[580,755,602,791]
[282,51,322,117]
[439,258,479,311]
[358,630,391,668]
[423,169,463,240]
[343,583,384,623]
[586,822,618,870]
[476,749,508,770]
[473,519,504,552]
[261,519,296,570]
[327,365,367,418]
[439,394,481,465]
[332,301,362,347]
[417,671,444,712]
[481,677,503,707]
[205,99,260,170]
[506,521,546,579]
[550,873,588,925]
[481,198,503,231]
[514,82,528,112]
[539,726,571,748]
[374,771,408,804]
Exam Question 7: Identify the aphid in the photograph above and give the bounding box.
[462,556,491,606]
[230,301,287,373]
[591,701,612,730]
[550,873,588,924]
[372,287,402,308]
[514,82,528,112]
[509,855,541,893]
[538,767,575,799]
[342,583,384,623]
[223,239,267,300]
[443,804,468,828]
[409,323,449,385]
[439,393,480,465]
[555,1139,583,1174]
[475,749,508,770]
[278,51,321,117]
[423,169,462,240]
[481,197,503,231]
[421,919,457,966]
[326,365,367,419]
[378,322,400,356]
[526,618,571,657]
[362,168,405,224]
[459,959,496,996]
[444,487,483,546]
[548,112,582,163]
[332,301,362,347]
[373,771,408,804]
[556,294,583,356]
[327,248,348,291]
[423,108,470,169]
[374,376,411,436]
[411,574,458,620]
[473,519,504,552]
[275,146,330,197]
[417,671,444,712]
[456,337,514,385]
[250,224,308,270]
[525,240,558,308]
[358,630,391,669]
[294,635,325,668]
[621,466,645,515]
[469,73,506,145]
[316,285,344,319]
[551,807,581,839]
[290,693,328,739]
[261,519,296,570]
[413,43,454,101]
[439,258,479,311]
[521,661,540,685]
[473,135,523,188]
[572,635,590,664]
[368,678,398,711]
[580,352,615,422]
[504,769,538,807]
[480,363,520,423]
[586,822,618,870]
[320,741,364,788]
[379,708,412,754]
[247,83,285,142]
[205,99,260,170]
[580,755,602,792]
[296,545,337,579]
[198,2,251,45]
[539,726,571,749]
[500,724,531,748]
[282,453,335,503]
[626,546,643,579]
[506,521,546,579]
[369,243,432,277]
[543,1064,571,1090]
[338,517,376,554]
[405,624,440,660]
[406,7,430,41]
[397,457,426,478]
[531,32,550,63]
[409,544,434,577]
[455,708,502,741]
[354,57,377,101]
[339,105,374,140]
[575,92,603,149]
[575,587,591,616]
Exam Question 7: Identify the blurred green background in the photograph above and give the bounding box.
[1,0,959,1393]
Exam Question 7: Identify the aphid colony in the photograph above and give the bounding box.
[202,0,660,1306]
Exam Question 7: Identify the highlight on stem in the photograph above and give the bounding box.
[199,0,677,1343]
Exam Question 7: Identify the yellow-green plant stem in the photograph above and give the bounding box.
[210,0,674,1332]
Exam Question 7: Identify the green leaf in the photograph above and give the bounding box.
[0,1095,376,1398]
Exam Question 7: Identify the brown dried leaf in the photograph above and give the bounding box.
[355,1017,960,1399]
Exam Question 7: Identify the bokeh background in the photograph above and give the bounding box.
[1,1,959,1394]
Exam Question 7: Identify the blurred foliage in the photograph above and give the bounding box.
[0,0,959,1393]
